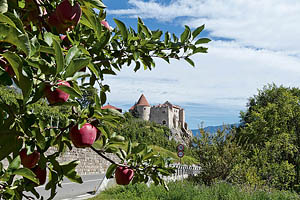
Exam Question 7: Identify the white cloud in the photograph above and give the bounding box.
[105,40,300,108]
[105,0,300,127]
[109,0,300,54]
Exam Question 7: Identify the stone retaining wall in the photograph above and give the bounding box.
[2,147,119,175]
[49,147,119,175]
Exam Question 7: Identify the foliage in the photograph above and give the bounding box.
[115,112,197,159]
[149,145,198,165]
[0,0,210,199]
[192,84,300,191]
[89,181,300,200]
[192,127,245,185]
[234,84,300,191]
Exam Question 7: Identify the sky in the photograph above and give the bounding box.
[100,0,300,129]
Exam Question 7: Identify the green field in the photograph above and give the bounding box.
[89,181,300,200]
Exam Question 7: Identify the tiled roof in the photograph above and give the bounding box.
[136,94,150,106]
[101,104,122,112]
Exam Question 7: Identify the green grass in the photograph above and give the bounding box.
[89,181,300,200]
[150,145,198,165]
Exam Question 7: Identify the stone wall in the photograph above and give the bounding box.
[47,147,119,175]
[2,147,119,175]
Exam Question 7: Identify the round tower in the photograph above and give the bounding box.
[135,94,150,121]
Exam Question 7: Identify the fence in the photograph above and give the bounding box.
[96,164,202,193]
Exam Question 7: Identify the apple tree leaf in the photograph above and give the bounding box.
[184,57,195,67]
[82,0,106,10]
[64,57,90,78]
[114,18,128,41]
[8,155,20,171]
[105,163,117,179]
[192,24,205,39]
[58,85,82,99]
[195,38,211,45]
[180,25,191,43]
[61,160,83,184]
[13,168,39,184]
[52,38,64,75]
[0,130,17,161]
[0,24,31,56]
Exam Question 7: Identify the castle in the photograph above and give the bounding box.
[129,94,192,138]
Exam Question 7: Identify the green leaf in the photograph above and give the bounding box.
[143,152,154,160]
[0,24,31,56]
[0,13,16,28]
[193,47,208,54]
[152,30,162,40]
[192,24,205,39]
[164,32,170,45]
[40,45,55,55]
[30,36,40,57]
[110,136,125,142]
[61,160,83,184]
[83,0,106,10]
[88,63,99,78]
[0,0,8,13]
[100,91,106,105]
[65,57,90,78]
[195,38,211,45]
[140,24,152,38]
[105,163,117,179]
[8,155,20,171]
[157,168,171,176]
[58,85,82,98]
[81,6,102,40]
[5,11,25,33]
[132,143,147,154]
[134,61,141,72]
[2,51,21,80]
[114,18,128,41]
[180,25,191,43]
[133,51,140,61]
[52,38,64,75]
[127,140,132,157]
[184,57,195,67]
[0,131,17,160]
[65,46,80,66]
[13,168,39,184]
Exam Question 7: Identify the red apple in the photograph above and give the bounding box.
[20,149,40,169]
[115,166,134,185]
[70,123,98,148]
[44,80,70,105]
[32,166,47,185]
[47,12,69,34]
[0,58,15,77]
[4,65,15,77]
[56,0,82,26]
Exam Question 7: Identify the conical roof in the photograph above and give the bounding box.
[136,94,150,106]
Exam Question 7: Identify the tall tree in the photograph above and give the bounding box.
[236,84,300,190]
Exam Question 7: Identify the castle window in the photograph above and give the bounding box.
[162,120,166,125]
[144,107,146,110]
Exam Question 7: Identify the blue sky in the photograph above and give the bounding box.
[100,0,300,129]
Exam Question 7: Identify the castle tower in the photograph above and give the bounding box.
[130,94,151,121]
